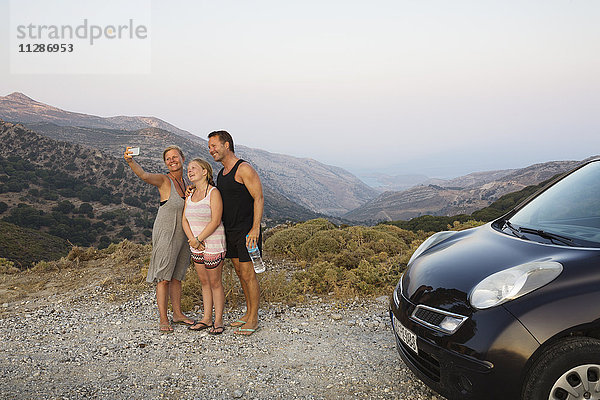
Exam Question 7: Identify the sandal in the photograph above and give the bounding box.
[189,321,211,331]
[234,327,259,336]
[209,326,225,335]
[229,319,246,328]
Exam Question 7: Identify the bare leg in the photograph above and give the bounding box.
[192,262,213,328]
[207,261,225,330]
[156,280,172,331]
[170,279,193,324]
[229,258,249,326]
[232,259,260,334]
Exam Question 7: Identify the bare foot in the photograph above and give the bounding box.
[209,325,225,335]
[172,315,195,325]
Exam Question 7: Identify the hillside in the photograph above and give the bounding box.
[237,147,375,216]
[0,121,159,256]
[0,221,70,268]
[1,92,377,216]
[344,159,595,222]
[5,120,322,224]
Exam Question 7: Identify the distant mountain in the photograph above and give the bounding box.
[0,92,377,217]
[344,159,596,223]
[0,92,197,140]
[0,121,321,226]
[237,147,375,216]
[357,173,430,192]
[429,169,517,189]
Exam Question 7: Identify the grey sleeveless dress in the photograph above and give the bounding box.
[146,178,191,283]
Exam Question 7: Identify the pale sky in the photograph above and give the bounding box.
[1,0,599,179]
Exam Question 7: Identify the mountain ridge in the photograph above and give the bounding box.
[344,157,598,223]
[1,92,197,140]
[0,92,377,217]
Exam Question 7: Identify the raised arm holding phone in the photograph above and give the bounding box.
[124,145,194,333]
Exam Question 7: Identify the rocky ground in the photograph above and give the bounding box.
[0,288,443,399]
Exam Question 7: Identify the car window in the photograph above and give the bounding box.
[509,161,600,245]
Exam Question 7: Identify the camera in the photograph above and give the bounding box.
[129,147,140,156]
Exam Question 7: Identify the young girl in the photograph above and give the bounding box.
[182,158,227,334]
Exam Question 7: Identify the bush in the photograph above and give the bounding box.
[118,226,134,240]
[53,200,75,214]
[98,236,112,249]
[78,203,93,215]
[264,218,337,259]
[262,218,433,297]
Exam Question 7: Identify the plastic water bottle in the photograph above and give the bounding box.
[246,236,265,273]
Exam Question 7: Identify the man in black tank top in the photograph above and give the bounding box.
[208,130,264,336]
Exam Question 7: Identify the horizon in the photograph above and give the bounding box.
[1,1,599,179]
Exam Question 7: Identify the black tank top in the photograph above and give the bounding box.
[217,159,254,232]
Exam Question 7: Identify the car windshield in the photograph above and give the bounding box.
[507,160,600,247]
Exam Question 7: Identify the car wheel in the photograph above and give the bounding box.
[522,337,600,400]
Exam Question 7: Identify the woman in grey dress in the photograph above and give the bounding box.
[124,145,193,332]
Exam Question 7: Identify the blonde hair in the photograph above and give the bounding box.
[189,158,215,186]
[162,145,185,161]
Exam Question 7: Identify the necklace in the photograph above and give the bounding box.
[193,183,210,200]
[169,173,186,196]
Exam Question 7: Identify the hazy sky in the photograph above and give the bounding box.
[1,0,599,179]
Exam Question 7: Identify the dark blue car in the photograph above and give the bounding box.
[390,159,600,400]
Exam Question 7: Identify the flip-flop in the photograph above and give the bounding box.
[208,326,225,335]
[234,327,259,336]
[172,318,195,326]
[189,321,211,331]
[229,319,246,328]
[159,323,174,333]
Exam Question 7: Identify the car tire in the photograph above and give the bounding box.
[522,337,600,400]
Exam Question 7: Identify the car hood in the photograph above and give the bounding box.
[402,223,572,316]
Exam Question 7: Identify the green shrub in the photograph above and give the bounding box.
[261,218,435,298]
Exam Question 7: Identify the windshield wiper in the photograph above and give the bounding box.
[518,227,576,246]
[503,220,528,240]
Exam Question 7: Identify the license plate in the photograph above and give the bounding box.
[394,315,418,354]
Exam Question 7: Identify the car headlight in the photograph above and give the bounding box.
[393,275,403,306]
[469,261,563,309]
[408,231,458,266]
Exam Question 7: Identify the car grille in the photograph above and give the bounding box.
[410,305,468,334]
[413,307,446,326]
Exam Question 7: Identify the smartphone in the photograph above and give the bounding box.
[129,147,140,156]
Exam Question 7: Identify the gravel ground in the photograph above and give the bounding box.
[0,289,443,399]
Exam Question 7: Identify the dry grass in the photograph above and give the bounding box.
[0,240,151,308]
[2,219,485,312]
[180,261,296,312]
[0,258,20,274]
[0,239,302,313]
